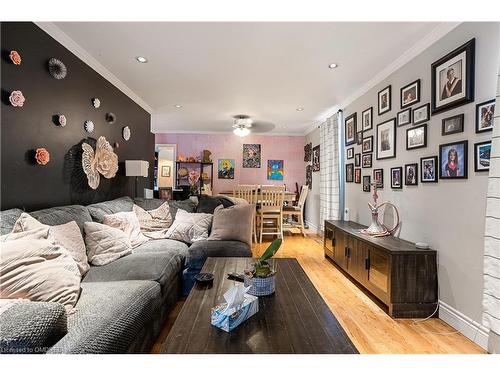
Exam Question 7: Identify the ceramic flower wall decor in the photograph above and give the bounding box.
[9,50,22,65]
[58,115,67,127]
[122,126,131,141]
[35,148,50,165]
[48,58,67,79]
[92,98,101,108]
[84,120,94,133]
[82,136,119,189]
[9,90,25,107]
[105,112,116,124]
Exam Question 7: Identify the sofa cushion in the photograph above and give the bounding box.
[84,222,132,266]
[134,198,196,220]
[133,197,166,211]
[0,208,23,235]
[185,240,252,270]
[208,204,253,246]
[47,280,161,354]
[103,211,149,248]
[29,205,91,234]
[166,209,213,244]
[86,196,134,223]
[196,195,234,214]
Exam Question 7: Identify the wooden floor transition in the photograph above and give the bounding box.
[153,233,485,354]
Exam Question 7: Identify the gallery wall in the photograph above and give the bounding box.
[154,133,306,194]
[304,127,321,231]
[1,22,154,211]
[341,22,500,341]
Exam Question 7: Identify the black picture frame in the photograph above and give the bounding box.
[397,108,412,127]
[439,140,468,179]
[400,79,421,109]
[363,175,371,192]
[362,107,373,131]
[431,38,475,114]
[373,168,384,188]
[362,154,372,168]
[404,163,418,186]
[354,168,361,184]
[390,167,403,189]
[378,85,392,116]
[474,141,491,172]
[420,156,438,183]
[376,118,397,160]
[344,113,357,146]
[346,163,354,182]
[406,124,427,150]
[312,145,320,172]
[362,135,373,154]
[354,153,361,167]
[413,103,430,125]
[442,113,464,136]
[347,147,354,159]
[475,99,495,133]
[356,131,363,145]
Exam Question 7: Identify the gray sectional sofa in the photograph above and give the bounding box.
[0,196,252,354]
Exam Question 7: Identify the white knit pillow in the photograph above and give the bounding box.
[166,209,213,244]
[103,211,149,248]
[84,222,132,266]
[133,202,172,239]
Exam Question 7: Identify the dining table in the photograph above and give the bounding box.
[219,190,298,202]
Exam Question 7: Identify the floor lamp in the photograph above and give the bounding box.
[125,160,149,198]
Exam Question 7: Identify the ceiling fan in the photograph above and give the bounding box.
[232,114,275,136]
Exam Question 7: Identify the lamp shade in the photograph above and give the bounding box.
[125,160,149,177]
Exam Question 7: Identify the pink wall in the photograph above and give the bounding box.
[155,133,306,194]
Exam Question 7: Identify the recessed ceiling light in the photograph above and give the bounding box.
[174,104,182,108]
[296,108,304,112]
[328,63,338,69]
[136,56,148,63]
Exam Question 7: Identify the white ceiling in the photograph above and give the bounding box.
[53,22,444,135]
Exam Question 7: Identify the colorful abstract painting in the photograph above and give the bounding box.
[267,160,284,180]
[243,144,261,168]
[218,159,235,179]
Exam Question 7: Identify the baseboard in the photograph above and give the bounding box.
[438,300,489,350]
[305,221,319,234]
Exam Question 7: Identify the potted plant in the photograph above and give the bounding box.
[188,170,200,196]
[244,239,282,296]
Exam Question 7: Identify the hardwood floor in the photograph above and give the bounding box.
[154,233,485,354]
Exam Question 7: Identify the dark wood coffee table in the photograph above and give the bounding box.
[161,257,358,354]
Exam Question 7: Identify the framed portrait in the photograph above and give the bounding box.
[373,168,384,188]
[346,163,354,183]
[218,159,235,179]
[312,145,320,171]
[413,103,430,125]
[267,160,284,180]
[442,113,464,136]
[420,156,438,183]
[356,131,363,145]
[243,144,261,168]
[347,147,354,159]
[400,79,421,109]
[376,118,396,160]
[362,107,373,131]
[354,153,361,167]
[161,165,171,177]
[345,113,357,146]
[378,85,392,115]
[439,140,468,179]
[159,187,173,200]
[363,175,371,192]
[406,124,427,150]
[362,136,373,154]
[474,141,491,172]
[405,163,418,186]
[362,153,372,168]
[354,168,361,184]
[476,99,495,133]
[397,108,412,127]
[391,167,403,189]
[431,38,475,114]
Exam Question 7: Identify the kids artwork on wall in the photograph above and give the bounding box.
[243,144,261,168]
[267,160,284,180]
[312,145,320,171]
[218,159,235,179]
[439,140,468,179]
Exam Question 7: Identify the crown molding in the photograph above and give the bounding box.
[152,129,305,137]
[35,22,153,114]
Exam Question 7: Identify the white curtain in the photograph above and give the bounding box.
[483,67,500,354]
[319,112,341,231]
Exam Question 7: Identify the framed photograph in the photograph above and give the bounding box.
[362,154,372,168]
[363,175,371,192]
[354,153,361,167]
[442,114,464,136]
[312,145,320,171]
[373,168,384,188]
[431,38,475,114]
[439,140,468,179]
[476,99,495,133]
[347,147,354,159]
[345,113,357,146]
[346,163,354,183]
[218,159,235,179]
[420,156,438,183]
[376,118,396,160]
[243,144,261,168]
[397,108,412,127]
[474,141,491,172]
[378,85,392,115]
[356,131,363,145]
[159,187,173,200]
[354,168,361,184]
[161,165,171,177]
[362,136,373,154]
[400,79,421,109]
[267,160,284,180]
[405,163,418,186]
[362,107,373,131]
[413,103,430,125]
[406,124,427,150]
[391,167,403,189]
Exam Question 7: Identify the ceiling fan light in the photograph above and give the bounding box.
[233,126,250,137]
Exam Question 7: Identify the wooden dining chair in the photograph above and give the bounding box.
[258,185,285,243]
[283,185,309,237]
[233,184,258,243]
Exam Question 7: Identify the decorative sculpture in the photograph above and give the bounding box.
[92,98,101,108]
[82,136,119,190]
[304,142,312,162]
[9,90,25,107]
[360,182,400,237]
[84,120,94,133]
[58,115,67,127]
[34,148,50,165]
[9,50,21,65]
[105,112,116,124]
[202,150,212,163]
[48,58,67,79]
[122,126,131,141]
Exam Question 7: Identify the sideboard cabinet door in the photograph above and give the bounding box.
[324,223,334,259]
[365,246,391,304]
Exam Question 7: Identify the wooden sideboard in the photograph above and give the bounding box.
[324,220,438,318]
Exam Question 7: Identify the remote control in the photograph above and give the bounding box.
[227,272,245,282]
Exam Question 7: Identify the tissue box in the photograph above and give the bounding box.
[211,294,259,332]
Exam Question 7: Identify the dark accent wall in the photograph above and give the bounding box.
[1,22,154,211]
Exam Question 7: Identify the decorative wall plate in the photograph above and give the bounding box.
[105,112,116,124]
[9,50,22,65]
[82,136,119,190]
[122,126,131,141]
[84,120,94,133]
[48,58,67,79]
[92,98,101,108]
[9,90,25,107]
[58,115,67,127]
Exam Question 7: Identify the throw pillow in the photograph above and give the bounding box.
[103,211,149,248]
[208,204,254,246]
[165,209,213,244]
[11,213,90,276]
[0,230,81,313]
[84,222,132,266]
[196,195,234,214]
[133,202,172,239]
